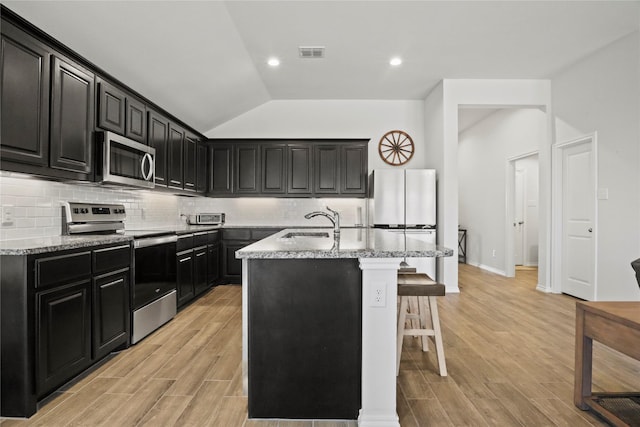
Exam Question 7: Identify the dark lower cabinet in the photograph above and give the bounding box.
[36,280,92,396]
[93,269,130,360]
[193,246,208,295]
[248,259,362,419]
[207,243,220,286]
[177,250,194,307]
[1,243,132,417]
[222,241,247,284]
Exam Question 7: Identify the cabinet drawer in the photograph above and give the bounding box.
[36,251,91,289]
[207,230,220,244]
[177,234,194,252]
[93,245,130,275]
[193,232,208,248]
[222,229,251,240]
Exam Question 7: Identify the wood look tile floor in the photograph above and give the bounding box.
[3,264,640,426]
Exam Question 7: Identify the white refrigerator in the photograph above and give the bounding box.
[371,169,437,278]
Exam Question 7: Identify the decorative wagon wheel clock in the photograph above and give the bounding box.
[378,130,414,166]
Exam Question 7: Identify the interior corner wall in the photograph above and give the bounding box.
[551,31,640,301]
[458,109,544,274]
[205,99,427,170]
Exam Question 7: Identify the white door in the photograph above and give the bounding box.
[514,169,525,266]
[561,139,596,300]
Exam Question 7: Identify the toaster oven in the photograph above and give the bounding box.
[187,213,225,225]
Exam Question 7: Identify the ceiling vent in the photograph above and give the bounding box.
[299,46,325,59]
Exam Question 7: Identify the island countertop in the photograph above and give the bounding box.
[236,228,453,259]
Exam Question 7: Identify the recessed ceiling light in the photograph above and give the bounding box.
[390,57,402,66]
[267,58,280,67]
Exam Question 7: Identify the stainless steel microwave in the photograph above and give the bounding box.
[188,213,225,225]
[96,131,155,189]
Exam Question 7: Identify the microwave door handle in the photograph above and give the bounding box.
[141,153,153,181]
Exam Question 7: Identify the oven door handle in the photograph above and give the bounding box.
[134,234,177,249]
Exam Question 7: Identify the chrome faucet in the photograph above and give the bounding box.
[304,206,340,234]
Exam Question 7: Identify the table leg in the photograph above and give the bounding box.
[574,305,593,410]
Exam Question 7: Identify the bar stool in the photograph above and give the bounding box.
[397,272,447,377]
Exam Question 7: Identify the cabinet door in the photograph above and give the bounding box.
[125,97,146,143]
[340,144,367,195]
[287,144,312,195]
[36,281,92,396]
[235,144,260,194]
[0,21,50,167]
[196,142,208,193]
[222,241,247,283]
[207,243,220,286]
[208,144,233,195]
[93,269,130,360]
[148,111,169,186]
[168,123,184,189]
[261,144,286,194]
[97,80,125,134]
[194,246,208,295]
[183,133,197,192]
[314,144,339,195]
[176,251,194,307]
[50,56,94,174]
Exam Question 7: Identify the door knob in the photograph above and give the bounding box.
[518,221,524,225]
[588,228,593,233]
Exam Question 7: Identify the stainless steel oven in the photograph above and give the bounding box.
[130,231,178,344]
[96,131,155,189]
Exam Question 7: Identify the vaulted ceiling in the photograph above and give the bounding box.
[4,1,639,134]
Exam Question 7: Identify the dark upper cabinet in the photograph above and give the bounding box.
[147,111,169,187]
[287,144,313,195]
[235,144,260,194]
[183,132,197,192]
[196,142,208,193]
[0,21,50,168]
[125,97,146,143]
[98,80,147,144]
[97,80,125,134]
[341,144,368,195]
[208,144,234,195]
[168,123,184,189]
[261,144,287,194]
[314,144,340,195]
[49,55,94,175]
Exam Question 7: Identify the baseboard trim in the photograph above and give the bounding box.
[466,261,506,277]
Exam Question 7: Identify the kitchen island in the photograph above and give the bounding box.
[236,228,453,427]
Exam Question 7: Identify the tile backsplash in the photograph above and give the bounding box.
[0,173,367,240]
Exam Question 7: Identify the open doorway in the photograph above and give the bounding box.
[458,107,544,279]
[506,152,539,278]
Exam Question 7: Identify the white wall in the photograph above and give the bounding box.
[551,32,640,301]
[206,99,427,170]
[458,109,544,274]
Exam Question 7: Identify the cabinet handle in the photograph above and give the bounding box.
[196,252,206,257]
[179,256,192,263]
[103,278,124,288]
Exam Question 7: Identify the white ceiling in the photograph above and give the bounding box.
[4,1,639,134]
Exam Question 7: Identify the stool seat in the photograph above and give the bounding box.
[396,271,447,377]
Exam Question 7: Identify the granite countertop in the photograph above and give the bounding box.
[236,228,454,259]
[0,234,133,256]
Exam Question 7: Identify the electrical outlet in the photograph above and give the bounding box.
[492,249,496,257]
[370,284,386,307]
[2,206,14,225]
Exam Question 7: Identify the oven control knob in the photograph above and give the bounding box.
[73,208,79,214]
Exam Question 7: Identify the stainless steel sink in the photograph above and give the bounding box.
[282,232,330,238]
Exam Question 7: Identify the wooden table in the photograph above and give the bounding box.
[574,301,640,426]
